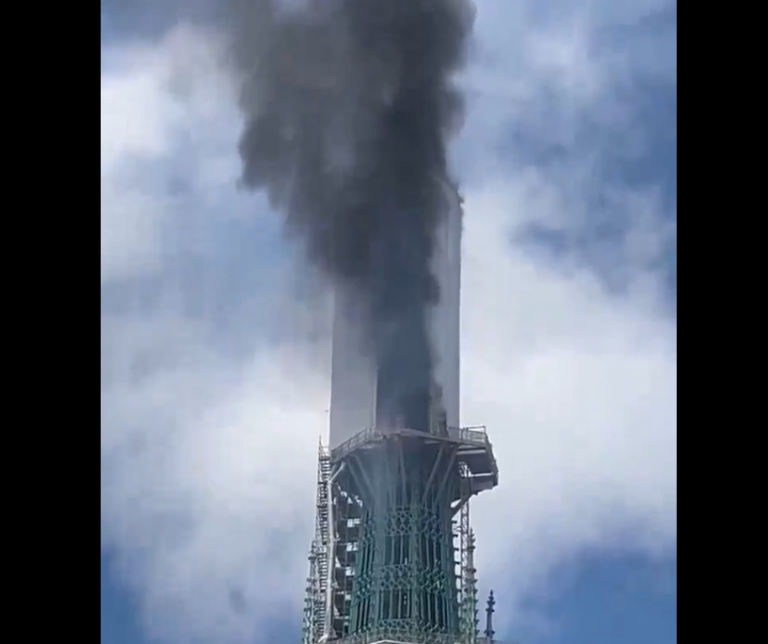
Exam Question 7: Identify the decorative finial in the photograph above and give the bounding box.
[485,590,496,642]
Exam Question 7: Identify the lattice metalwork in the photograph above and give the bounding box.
[338,437,461,643]
[302,423,500,644]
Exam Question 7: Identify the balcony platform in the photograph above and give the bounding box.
[330,424,499,497]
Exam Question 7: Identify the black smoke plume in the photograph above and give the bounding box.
[228,0,473,430]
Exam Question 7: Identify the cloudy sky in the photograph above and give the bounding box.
[100,1,677,644]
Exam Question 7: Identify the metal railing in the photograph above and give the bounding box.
[447,425,488,444]
[330,425,490,463]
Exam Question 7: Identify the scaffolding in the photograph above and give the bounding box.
[302,441,332,644]
[301,423,501,644]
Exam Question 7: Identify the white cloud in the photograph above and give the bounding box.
[101,4,676,643]
[100,24,238,283]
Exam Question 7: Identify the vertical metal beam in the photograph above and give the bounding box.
[421,445,445,504]
[319,462,346,643]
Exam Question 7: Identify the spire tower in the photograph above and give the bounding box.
[301,180,503,644]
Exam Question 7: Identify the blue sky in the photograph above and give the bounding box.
[100,1,677,643]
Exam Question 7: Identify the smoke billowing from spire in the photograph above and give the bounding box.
[229,0,473,430]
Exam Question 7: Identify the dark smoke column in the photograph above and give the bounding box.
[228,0,500,641]
[233,0,472,432]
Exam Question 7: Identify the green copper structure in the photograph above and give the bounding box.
[302,422,498,644]
[342,436,461,640]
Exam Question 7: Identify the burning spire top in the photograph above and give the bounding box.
[229,0,475,429]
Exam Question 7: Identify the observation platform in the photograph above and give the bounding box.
[330,423,499,500]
